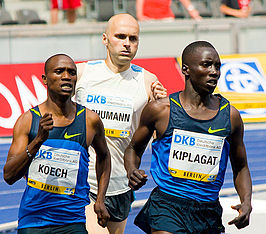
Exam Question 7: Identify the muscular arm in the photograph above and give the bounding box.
[124,99,169,190]
[4,112,53,185]
[228,106,252,229]
[124,103,155,190]
[88,110,111,227]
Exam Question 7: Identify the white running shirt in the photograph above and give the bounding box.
[75,60,148,196]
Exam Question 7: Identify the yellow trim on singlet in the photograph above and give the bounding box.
[77,108,85,116]
[170,98,182,108]
[31,108,41,116]
[220,103,229,111]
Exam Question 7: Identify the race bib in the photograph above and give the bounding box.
[168,129,225,182]
[85,92,133,138]
[28,145,80,195]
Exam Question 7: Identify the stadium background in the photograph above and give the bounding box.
[1,0,266,233]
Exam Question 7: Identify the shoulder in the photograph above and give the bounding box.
[230,105,243,134]
[85,108,103,128]
[142,69,158,98]
[76,62,86,82]
[77,60,104,82]
[143,97,169,118]
[144,69,158,83]
[13,109,32,135]
[18,109,33,123]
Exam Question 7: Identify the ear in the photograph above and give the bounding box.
[102,33,108,46]
[182,64,189,76]
[42,74,47,85]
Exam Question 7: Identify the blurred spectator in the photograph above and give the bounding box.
[136,0,202,21]
[220,0,251,18]
[50,0,81,24]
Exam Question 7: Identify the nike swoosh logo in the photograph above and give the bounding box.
[64,132,82,139]
[208,127,226,134]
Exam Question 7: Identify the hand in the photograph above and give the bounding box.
[228,202,252,229]
[128,169,148,190]
[189,9,202,21]
[238,8,250,18]
[36,113,53,142]
[151,81,167,100]
[94,200,110,228]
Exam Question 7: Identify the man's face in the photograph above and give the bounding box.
[185,47,221,94]
[43,55,77,97]
[103,17,139,66]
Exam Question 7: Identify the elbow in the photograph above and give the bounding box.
[3,168,16,185]
[4,174,16,185]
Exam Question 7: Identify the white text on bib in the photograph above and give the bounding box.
[168,129,225,182]
[85,92,133,138]
[28,145,80,195]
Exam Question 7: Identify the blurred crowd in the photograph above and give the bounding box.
[0,0,264,25]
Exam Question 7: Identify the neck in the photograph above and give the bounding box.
[105,57,130,73]
[45,95,75,117]
[181,89,212,108]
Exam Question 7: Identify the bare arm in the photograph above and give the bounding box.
[220,4,250,18]
[124,99,169,190]
[144,70,167,101]
[179,0,202,20]
[4,112,53,185]
[228,106,252,229]
[88,111,111,227]
[124,103,156,190]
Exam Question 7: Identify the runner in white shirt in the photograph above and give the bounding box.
[75,13,167,234]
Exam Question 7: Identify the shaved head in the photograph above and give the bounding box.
[103,13,140,71]
[105,13,139,36]
[182,41,217,66]
[44,54,75,75]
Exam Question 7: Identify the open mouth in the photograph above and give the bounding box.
[207,79,217,87]
[61,83,73,91]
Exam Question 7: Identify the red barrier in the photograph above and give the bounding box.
[133,57,185,94]
[0,58,184,137]
[0,63,46,137]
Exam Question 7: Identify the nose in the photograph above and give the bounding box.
[123,36,130,47]
[62,70,71,79]
[210,65,219,78]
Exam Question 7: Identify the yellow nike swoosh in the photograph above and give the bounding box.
[208,127,226,134]
[64,132,82,139]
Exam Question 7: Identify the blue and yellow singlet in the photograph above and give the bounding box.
[151,91,231,202]
[18,104,90,229]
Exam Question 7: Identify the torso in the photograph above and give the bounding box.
[151,91,232,202]
[75,60,148,195]
[18,104,90,229]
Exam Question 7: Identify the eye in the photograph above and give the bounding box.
[129,36,138,42]
[69,69,77,76]
[55,69,63,74]
[116,34,127,40]
[215,62,221,70]
[202,61,211,67]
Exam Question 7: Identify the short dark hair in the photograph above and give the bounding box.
[182,41,216,65]
[44,54,74,74]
